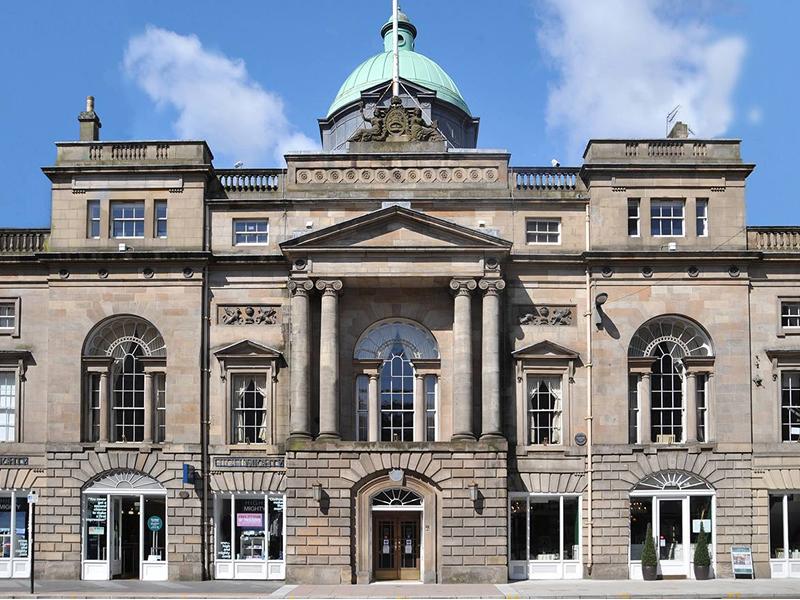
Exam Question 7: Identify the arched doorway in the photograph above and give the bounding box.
[355,475,438,583]
[81,470,167,581]
[628,470,715,579]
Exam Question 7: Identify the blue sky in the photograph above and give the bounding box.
[0,0,796,227]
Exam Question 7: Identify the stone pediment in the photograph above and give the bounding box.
[213,340,283,359]
[512,340,580,360]
[280,205,511,254]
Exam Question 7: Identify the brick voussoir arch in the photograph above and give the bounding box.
[73,450,171,491]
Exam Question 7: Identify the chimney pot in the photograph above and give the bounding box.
[78,95,102,142]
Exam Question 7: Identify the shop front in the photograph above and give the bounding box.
[213,493,285,580]
[81,471,167,581]
[768,492,800,578]
[0,491,30,578]
[508,493,582,580]
[628,470,715,580]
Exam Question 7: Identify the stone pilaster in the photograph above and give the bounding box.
[479,278,505,439]
[686,371,697,443]
[288,279,314,439]
[450,278,476,441]
[98,371,108,442]
[316,279,343,440]
[368,373,379,442]
[143,371,153,443]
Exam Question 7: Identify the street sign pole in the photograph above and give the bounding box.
[27,491,38,594]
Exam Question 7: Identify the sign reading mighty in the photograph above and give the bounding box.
[213,457,285,469]
[0,456,29,467]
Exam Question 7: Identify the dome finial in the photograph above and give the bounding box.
[381,8,416,52]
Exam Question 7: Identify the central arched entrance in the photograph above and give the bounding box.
[355,475,438,583]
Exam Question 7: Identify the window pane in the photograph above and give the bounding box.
[0,496,10,558]
[379,351,414,442]
[87,200,100,238]
[696,199,708,237]
[425,375,437,441]
[0,372,15,442]
[525,219,561,244]
[770,494,784,559]
[782,302,800,329]
[651,200,685,237]
[689,495,712,545]
[528,377,561,445]
[628,374,639,444]
[232,374,267,443]
[233,220,269,245]
[510,499,527,561]
[529,498,560,559]
[143,496,166,561]
[356,375,369,442]
[155,201,167,238]
[267,496,284,560]
[234,497,265,560]
[628,199,640,236]
[630,497,652,561]
[0,304,14,330]
[696,374,707,443]
[13,496,28,558]
[85,495,108,561]
[789,493,800,560]
[651,346,683,442]
[111,202,145,239]
[112,345,145,442]
[782,372,800,442]
[215,496,232,560]
[563,497,579,560]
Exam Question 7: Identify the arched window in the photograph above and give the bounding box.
[82,316,166,443]
[353,320,439,442]
[628,316,713,445]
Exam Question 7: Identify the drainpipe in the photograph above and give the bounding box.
[584,201,594,576]
[200,194,211,579]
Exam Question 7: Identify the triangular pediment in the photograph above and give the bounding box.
[280,205,511,253]
[512,340,580,360]
[213,340,282,359]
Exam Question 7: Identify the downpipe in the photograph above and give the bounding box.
[584,202,594,576]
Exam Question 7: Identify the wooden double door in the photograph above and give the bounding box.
[373,512,421,581]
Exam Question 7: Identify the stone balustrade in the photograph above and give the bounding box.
[55,140,212,166]
[216,169,284,193]
[0,229,49,253]
[511,166,582,191]
[747,227,800,251]
[584,138,743,163]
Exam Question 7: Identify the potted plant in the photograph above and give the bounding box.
[641,523,658,580]
[693,525,712,580]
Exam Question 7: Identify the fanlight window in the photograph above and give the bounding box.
[84,316,166,358]
[628,316,712,359]
[86,470,164,492]
[633,470,711,492]
[372,488,422,507]
[354,319,439,360]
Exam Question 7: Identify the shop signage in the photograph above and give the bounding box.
[213,457,285,469]
[88,526,104,535]
[0,456,29,467]
[236,513,263,528]
[88,497,107,521]
[731,545,753,577]
[219,541,231,560]
[147,516,163,532]
[692,519,712,533]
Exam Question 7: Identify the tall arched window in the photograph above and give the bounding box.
[628,316,714,444]
[353,319,439,442]
[82,316,166,443]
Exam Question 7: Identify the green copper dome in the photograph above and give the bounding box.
[326,11,470,117]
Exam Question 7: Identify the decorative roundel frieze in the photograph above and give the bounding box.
[58,268,70,279]
[391,168,404,182]
[297,170,310,183]
[359,169,373,183]
[438,168,451,182]
[484,168,499,182]
[468,168,481,181]
[375,169,389,182]
[687,265,700,278]
[182,267,194,279]
[328,169,341,183]
[642,266,653,278]
[728,265,740,278]
[293,258,308,271]
[344,169,357,183]
[143,267,155,279]
[422,168,435,182]
[601,266,614,278]
[406,169,420,182]
[453,168,466,182]
[312,169,326,182]
[98,268,109,279]
[485,257,500,271]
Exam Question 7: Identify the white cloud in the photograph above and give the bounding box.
[747,106,763,125]
[123,26,317,166]
[536,0,746,158]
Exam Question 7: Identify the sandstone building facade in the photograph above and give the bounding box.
[0,10,798,585]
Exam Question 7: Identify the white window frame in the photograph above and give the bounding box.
[355,374,369,442]
[154,200,168,239]
[424,374,438,442]
[779,299,800,335]
[0,298,20,337]
[0,490,33,576]
[110,202,145,239]
[233,219,269,246]
[526,375,563,446]
[0,372,17,443]
[230,372,269,445]
[781,371,800,443]
[87,200,101,239]
[650,199,685,238]
[508,493,583,580]
[525,218,561,245]
[695,199,708,237]
[628,199,641,237]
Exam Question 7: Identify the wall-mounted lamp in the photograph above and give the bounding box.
[468,483,479,503]
[594,292,608,330]
[312,482,323,503]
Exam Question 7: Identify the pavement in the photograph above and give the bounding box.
[0,578,798,599]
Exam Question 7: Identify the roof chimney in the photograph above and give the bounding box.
[667,120,689,139]
[78,95,102,141]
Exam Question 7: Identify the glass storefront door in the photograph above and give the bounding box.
[0,491,31,578]
[657,499,684,569]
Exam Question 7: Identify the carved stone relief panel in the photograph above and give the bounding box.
[217,305,278,326]
[518,305,575,326]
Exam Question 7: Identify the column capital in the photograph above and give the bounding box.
[287,279,314,296]
[315,279,344,295]
[368,372,380,382]
[449,278,477,296]
[478,278,506,295]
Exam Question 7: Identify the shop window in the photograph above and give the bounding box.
[235,497,265,560]
[770,493,800,561]
[509,495,581,567]
[509,499,527,561]
[629,497,652,561]
[690,496,713,546]
[527,376,562,445]
[267,497,284,560]
[214,494,285,565]
[84,495,107,561]
[0,493,29,560]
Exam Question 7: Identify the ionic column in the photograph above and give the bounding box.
[288,279,314,439]
[143,372,153,443]
[479,278,505,439]
[686,371,697,443]
[450,278,476,441]
[316,279,343,440]
[640,373,651,443]
[414,373,425,442]
[368,373,379,442]
[99,371,109,442]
